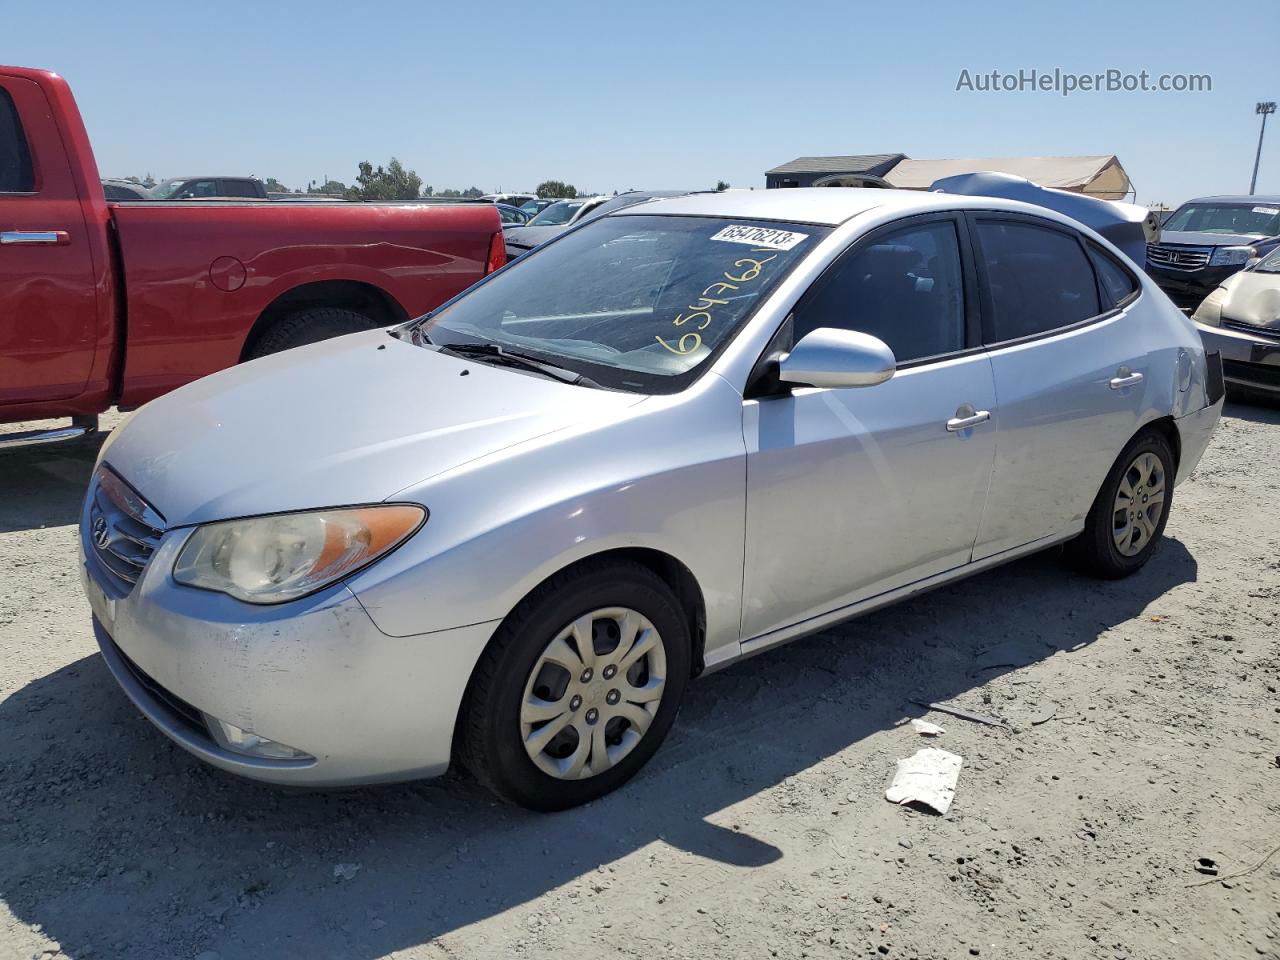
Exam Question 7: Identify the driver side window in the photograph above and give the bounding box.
[793,219,967,364]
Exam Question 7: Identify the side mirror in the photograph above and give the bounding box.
[778,328,896,389]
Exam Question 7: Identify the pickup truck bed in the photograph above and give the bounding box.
[0,64,504,432]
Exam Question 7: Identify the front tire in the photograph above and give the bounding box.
[459,561,691,811]
[1065,429,1175,578]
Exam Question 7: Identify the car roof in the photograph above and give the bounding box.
[1181,195,1280,204]
[614,187,1004,225]
[162,175,259,181]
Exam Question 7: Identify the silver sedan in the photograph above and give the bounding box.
[81,189,1223,810]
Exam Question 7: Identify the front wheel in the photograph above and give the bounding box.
[1065,429,1175,578]
[459,561,691,811]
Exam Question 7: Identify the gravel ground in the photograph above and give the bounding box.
[1,405,1278,960]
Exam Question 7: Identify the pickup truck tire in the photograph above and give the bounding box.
[247,307,379,359]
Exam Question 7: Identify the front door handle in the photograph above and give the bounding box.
[0,230,71,246]
[946,407,991,432]
[1109,370,1144,390]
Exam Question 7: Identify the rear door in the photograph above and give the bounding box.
[0,75,100,405]
[967,213,1147,559]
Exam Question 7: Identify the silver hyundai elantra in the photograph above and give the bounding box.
[81,189,1223,810]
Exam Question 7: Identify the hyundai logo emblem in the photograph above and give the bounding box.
[92,516,110,549]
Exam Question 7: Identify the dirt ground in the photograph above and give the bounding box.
[1,405,1278,960]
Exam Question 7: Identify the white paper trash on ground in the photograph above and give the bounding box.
[885,748,963,814]
[910,718,946,736]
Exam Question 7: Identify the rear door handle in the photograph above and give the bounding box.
[1109,371,1144,389]
[0,230,71,246]
[946,409,991,432]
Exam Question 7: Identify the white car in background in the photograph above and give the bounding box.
[82,189,1222,810]
[1193,244,1280,397]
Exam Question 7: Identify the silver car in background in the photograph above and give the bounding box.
[81,189,1223,810]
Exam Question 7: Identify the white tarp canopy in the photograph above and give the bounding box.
[884,155,1131,199]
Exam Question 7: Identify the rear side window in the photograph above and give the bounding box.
[221,179,260,197]
[975,220,1101,343]
[0,88,34,193]
[794,219,967,363]
[1088,245,1140,308]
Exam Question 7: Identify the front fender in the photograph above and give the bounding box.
[344,375,749,666]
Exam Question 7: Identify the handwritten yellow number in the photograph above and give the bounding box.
[655,332,703,355]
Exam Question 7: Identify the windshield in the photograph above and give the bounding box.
[1163,202,1280,237]
[1254,245,1280,273]
[529,199,586,226]
[417,214,827,393]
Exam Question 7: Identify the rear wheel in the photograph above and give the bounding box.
[247,306,379,359]
[1066,430,1175,578]
[459,561,691,811]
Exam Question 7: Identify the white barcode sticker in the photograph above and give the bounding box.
[710,225,809,250]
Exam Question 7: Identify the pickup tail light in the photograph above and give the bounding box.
[485,231,507,274]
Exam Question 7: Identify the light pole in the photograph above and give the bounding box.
[1251,101,1276,196]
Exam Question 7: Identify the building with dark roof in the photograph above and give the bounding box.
[764,154,906,189]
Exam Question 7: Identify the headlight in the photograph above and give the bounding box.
[173,504,425,604]
[1191,287,1226,326]
[1209,246,1257,267]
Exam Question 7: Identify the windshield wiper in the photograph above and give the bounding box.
[439,342,599,387]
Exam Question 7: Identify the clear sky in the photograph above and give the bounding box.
[6,0,1277,206]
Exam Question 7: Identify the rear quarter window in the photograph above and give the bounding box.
[0,87,34,193]
[1088,244,1140,309]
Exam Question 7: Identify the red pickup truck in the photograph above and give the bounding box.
[0,66,505,444]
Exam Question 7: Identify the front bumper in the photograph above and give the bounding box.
[1147,263,1240,308]
[83,543,497,787]
[1194,321,1280,395]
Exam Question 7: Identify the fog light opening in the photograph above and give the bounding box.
[203,714,312,761]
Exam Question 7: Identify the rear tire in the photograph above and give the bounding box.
[247,306,379,359]
[459,560,691,811]
[1065,429,1175,579]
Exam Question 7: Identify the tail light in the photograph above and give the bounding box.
[485,231,506,274]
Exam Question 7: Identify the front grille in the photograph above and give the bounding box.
[1146,244,1212,271]
[1223,319,1280,340]
[85,466,165,596]
[105,631,210,738]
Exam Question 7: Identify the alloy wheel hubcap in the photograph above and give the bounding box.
[519,607,667,780]
[1112,451,1166,557]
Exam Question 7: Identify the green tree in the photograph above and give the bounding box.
[436,188,462,197]
[536,180,577,199]
[346,158,423,201]
[461,186,483,198]
[264,177,291,193]
[308,179,349,196]
[715,180,730,192]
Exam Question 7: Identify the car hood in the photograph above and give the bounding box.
[504,225,567,249]
[99,330,646,528]
[1157,230,1267,247]
[1219,269,1280,328]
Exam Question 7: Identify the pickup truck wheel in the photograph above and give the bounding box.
[247,307,379,359]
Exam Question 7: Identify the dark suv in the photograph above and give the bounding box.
[1147,195,1280,308]
[148,176,268,200]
